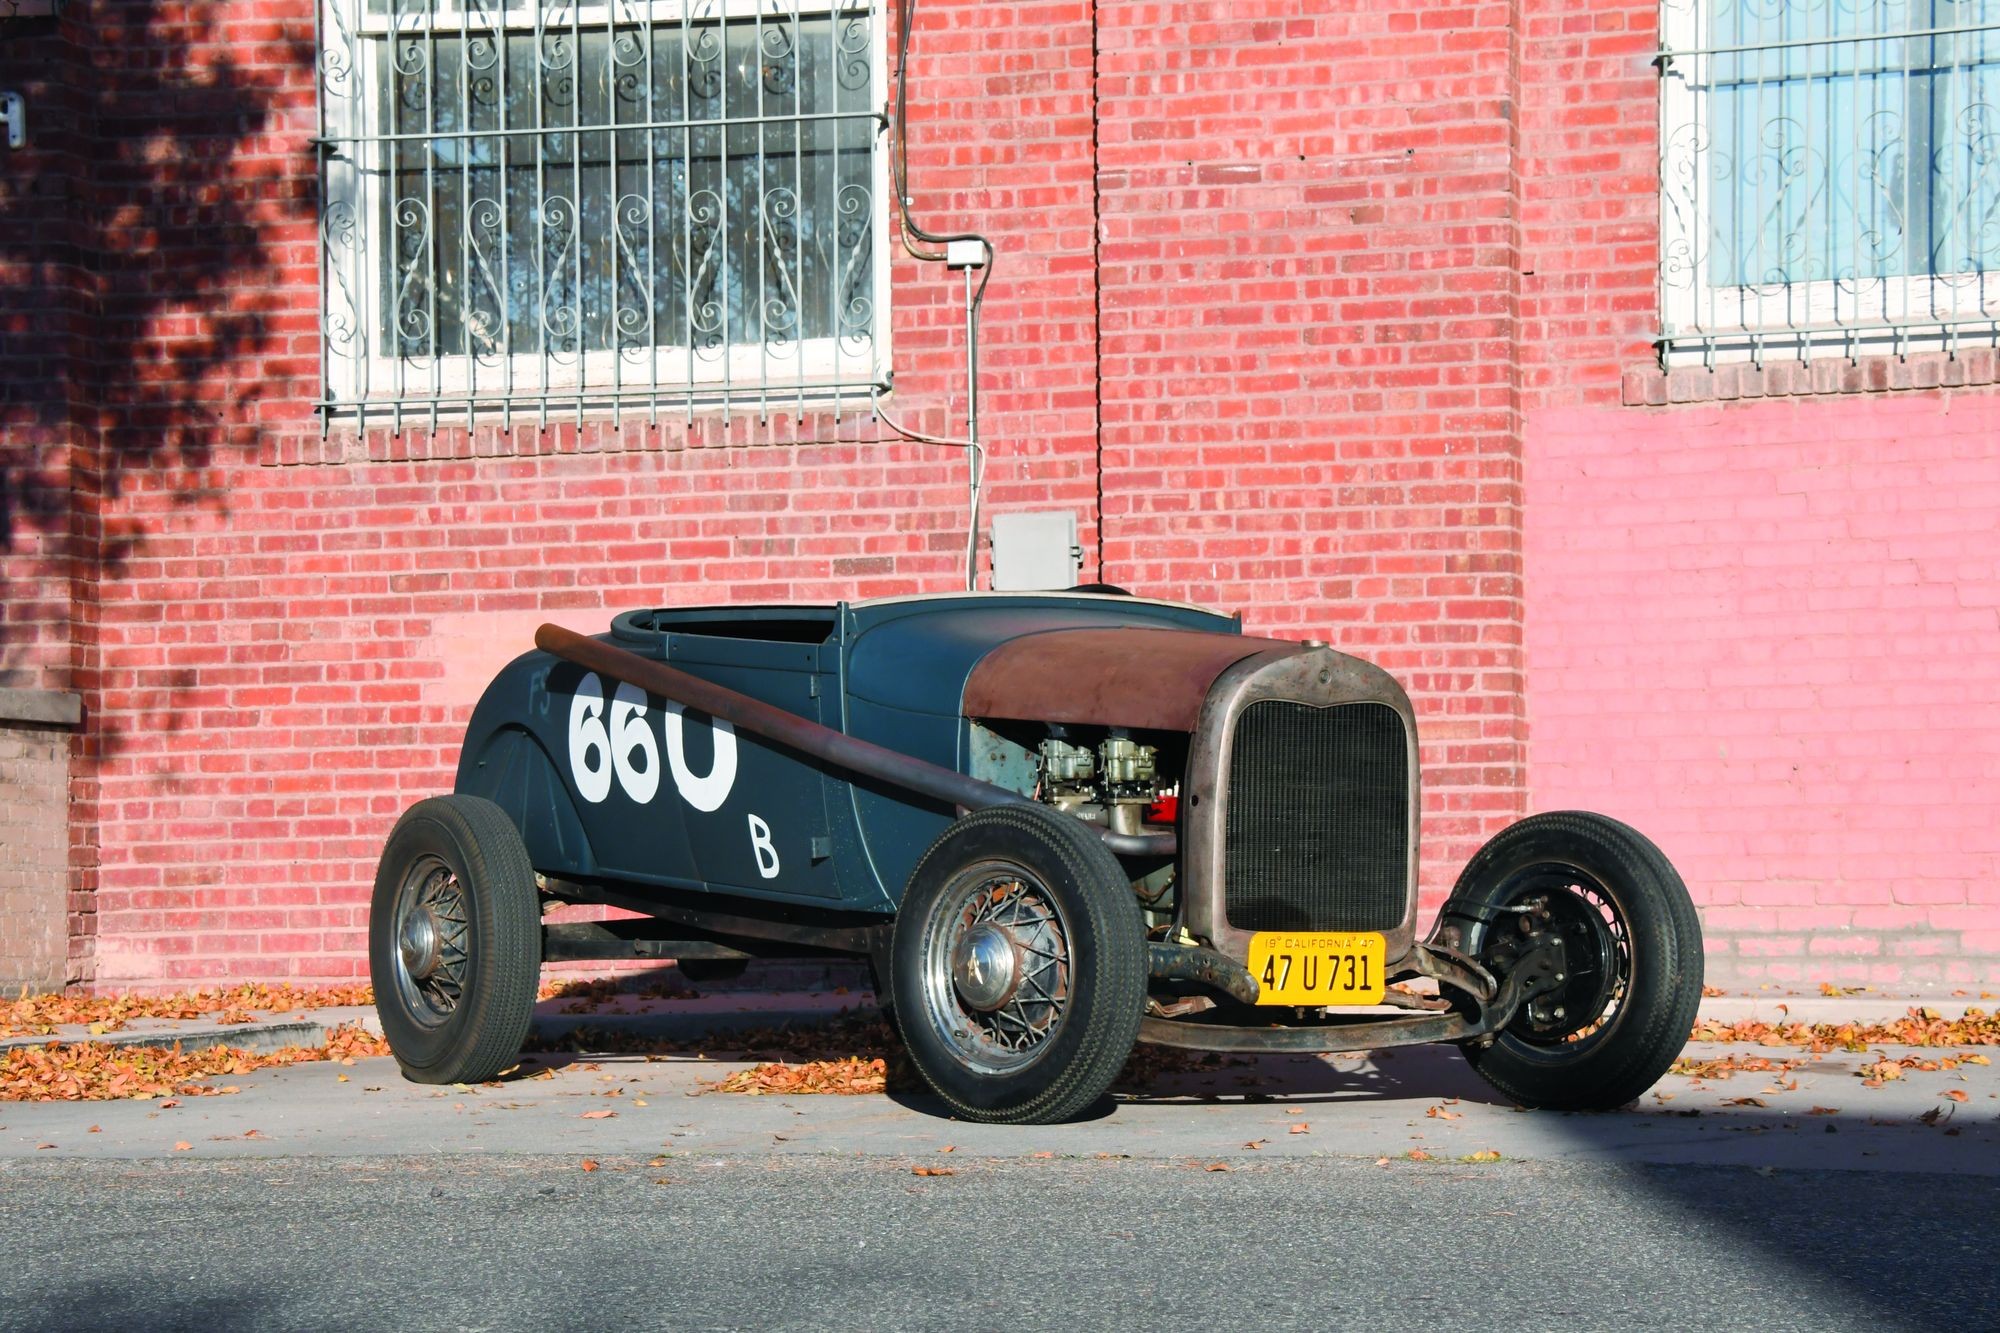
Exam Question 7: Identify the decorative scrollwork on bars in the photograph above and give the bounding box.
[1659,0,2000,350]
[318,0,886,416]
[686,187,727,357]
[391,196,434,358]
[836,181,874,344]
[836,6,871,92]
[466,196,509,359]
[321,200,362,358]
[320,1,360,100]
[613,193,654,350]
[760,187,802,349]
[539,193,580,358]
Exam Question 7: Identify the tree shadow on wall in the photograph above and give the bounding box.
[0,3,314,683]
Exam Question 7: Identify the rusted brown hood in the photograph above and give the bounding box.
[961,627,1301,732]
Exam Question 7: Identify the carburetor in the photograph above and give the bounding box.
[1037,729,1159,837]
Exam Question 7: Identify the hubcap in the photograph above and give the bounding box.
[952,923,1021,1012]
[921,866,1073,1075]
[390,855,471,1027]
[398,909,441,979]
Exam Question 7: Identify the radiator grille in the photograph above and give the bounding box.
[1222,700,1409,933]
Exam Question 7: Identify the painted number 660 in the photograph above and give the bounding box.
[567,672,737,813]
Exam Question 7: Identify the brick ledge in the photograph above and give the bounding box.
[1623,348,2000,406]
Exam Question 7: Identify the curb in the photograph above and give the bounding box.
[0,997,875,1061]
[0,1020,330,1058]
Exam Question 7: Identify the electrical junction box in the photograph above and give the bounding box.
[989,511,1082,592]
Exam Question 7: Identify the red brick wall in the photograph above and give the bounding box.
[6,0,1107,985]
[3,0,1994,988]
[1095,1,1530,908]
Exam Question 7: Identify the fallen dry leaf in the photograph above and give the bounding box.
[1426,1105,1461,1120]
[1727,1097,1768,1108]
[580,1159,599,1172]
[1406,1149,1432,1162]
[0,1024,390,1104]
[1942,1089,1970,1103]
[1691,1007,1999,1053]
[1288,1123,1310,1135]
[938,1145,957,1154]
[580,1109,617,1120]
[1244,1139,1266,1150]
[0,983,376,1043]
[1460,1150,1503,1163]
[172,1141,192,1151]
[1204,1162,1231,1172]
[1807,1106,1840,1116]
[912,1166,956,1177]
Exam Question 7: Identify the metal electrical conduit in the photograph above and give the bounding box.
[535,624,1177,859]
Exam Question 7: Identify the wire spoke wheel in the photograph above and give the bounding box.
[370,795,542,1085]
[392,855,473,1027]
[891,805,1146,1125]
[920,864,1075,1075]
[1445,811,1703,1112]
[1497,869,1632,1051]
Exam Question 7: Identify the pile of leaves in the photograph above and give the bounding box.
[706,1056,895,1097]
[0,1024,391,1103]
[0,983,377,1041]
[1689,1007,1999,1053]
[1667,1053,1804,1082]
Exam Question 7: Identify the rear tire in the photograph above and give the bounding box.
[1449,812,1703,1111]
[891,805,1146,1125]
[370,795,542,1085]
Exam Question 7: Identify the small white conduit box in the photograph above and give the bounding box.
[990,511,1082,592]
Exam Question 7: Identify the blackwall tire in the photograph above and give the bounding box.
[891,805,1146,1125]
[370,795,541,1085]
[1450,811,1704,1111]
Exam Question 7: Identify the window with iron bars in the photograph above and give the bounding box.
[316,1,887,426]
[1659,0,2000,364]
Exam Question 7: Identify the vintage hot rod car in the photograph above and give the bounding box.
[371,592,1703,1124]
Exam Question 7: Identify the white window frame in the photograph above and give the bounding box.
[1659,0,2000,364]
[318,0,891,419]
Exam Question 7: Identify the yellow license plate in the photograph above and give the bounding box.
[1248,932,1387,1006]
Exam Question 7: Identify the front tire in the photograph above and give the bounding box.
[891,804,1146,1125]
[1448,812,1703,1111]
[370,795,542,1085]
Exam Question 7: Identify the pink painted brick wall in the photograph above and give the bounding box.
[1526,395,2000,987]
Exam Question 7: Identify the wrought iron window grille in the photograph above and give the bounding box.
[1658,0,2000,367]
[315,0,890,431]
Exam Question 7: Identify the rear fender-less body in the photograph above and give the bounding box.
[454,593,1238,915]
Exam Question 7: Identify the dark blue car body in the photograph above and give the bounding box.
[455,593,1236,914]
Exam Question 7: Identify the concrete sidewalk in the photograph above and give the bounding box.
[1,984,1994,1176]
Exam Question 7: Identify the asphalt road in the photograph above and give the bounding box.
[0,1153,1992,1332]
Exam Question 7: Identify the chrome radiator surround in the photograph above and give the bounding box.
[1180,648,1422,968]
